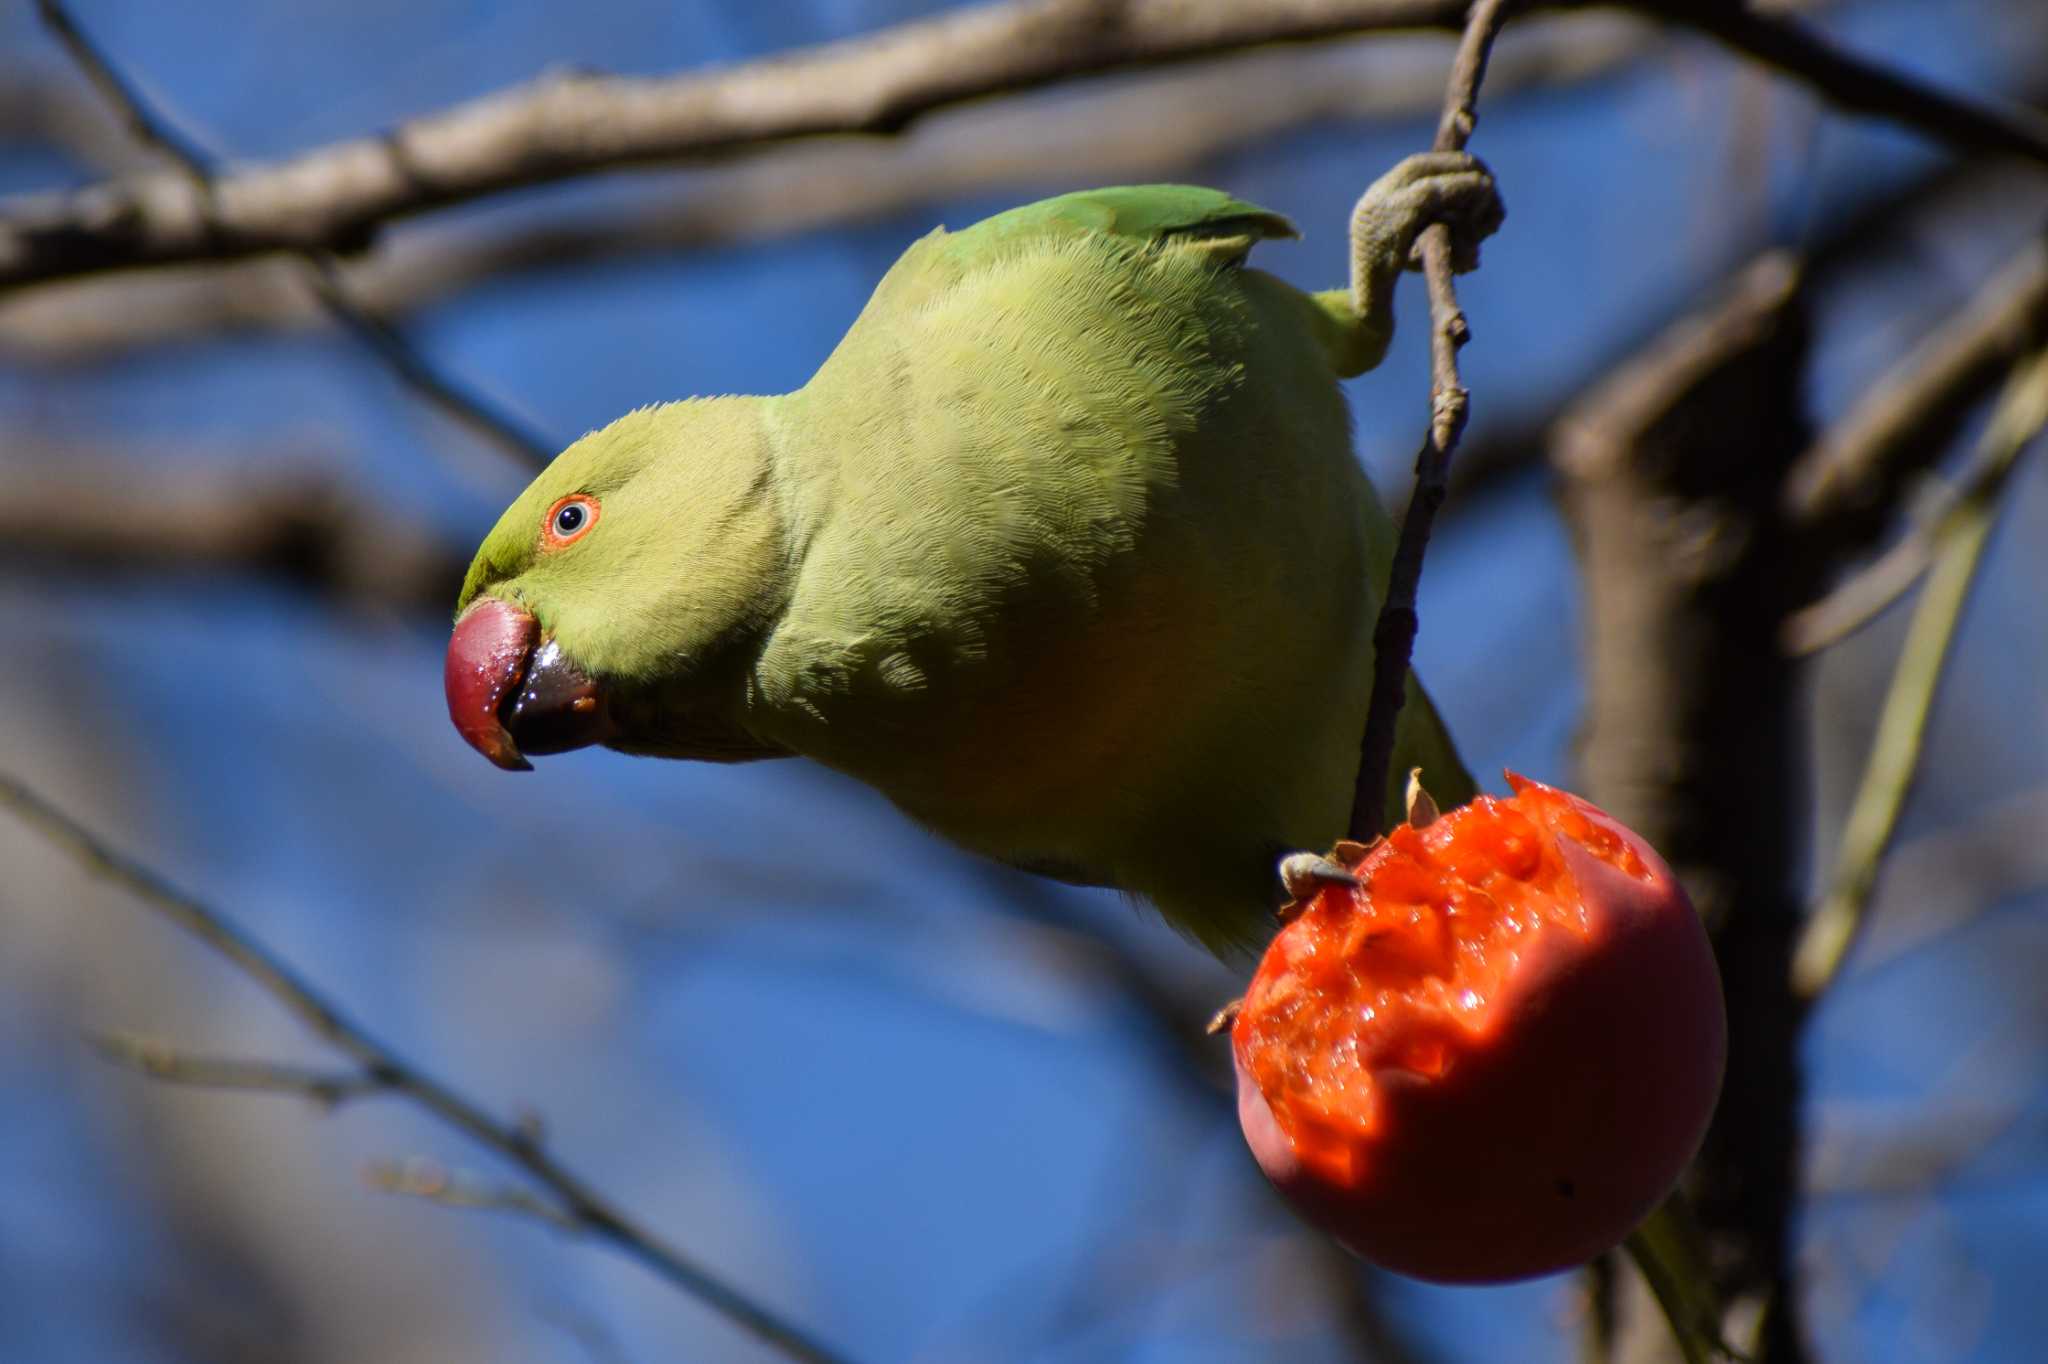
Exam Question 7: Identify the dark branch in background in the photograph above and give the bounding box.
[2,0,2044,293]
[1553,255,1814,1362]
[26,0,213,169]
[1790,346,2048,997]
[0,8,1675,362]
[93,1032,389,1107]
[30,0,553,470]
[1785,234,2048,546]
[1348,0,1516,840]
[1634,0,2048,167]
[1784,304,2048,655]
[0,773,855,1364]
[0,443,466,612]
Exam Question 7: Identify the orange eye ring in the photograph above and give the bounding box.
[541,493,600,550]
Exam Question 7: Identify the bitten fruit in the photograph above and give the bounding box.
[1232,774,1725,1283]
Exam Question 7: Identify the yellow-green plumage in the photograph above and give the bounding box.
[458,181,1482,953]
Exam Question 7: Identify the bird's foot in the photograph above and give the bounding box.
[1351,150,1504,283]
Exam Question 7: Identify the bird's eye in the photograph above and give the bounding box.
[542,494,600,549]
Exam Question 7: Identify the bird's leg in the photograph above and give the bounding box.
[1340,151,1504,373]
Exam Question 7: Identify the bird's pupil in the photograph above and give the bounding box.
[556,504,585,533]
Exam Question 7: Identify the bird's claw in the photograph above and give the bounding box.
[1352,150,1505,282]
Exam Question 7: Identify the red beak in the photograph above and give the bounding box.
[446,597,616,770]
[446,597,538,771]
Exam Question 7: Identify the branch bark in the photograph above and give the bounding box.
[1553,253,1815,1362]
[1786,234,2048,545]
[1348,0,1516,838]
[4,0,2044,293]
[0,445,466,613]
[0,9,1667,360]
[0,771,856,1364]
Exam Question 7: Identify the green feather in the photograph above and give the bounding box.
[456,183,1475,954]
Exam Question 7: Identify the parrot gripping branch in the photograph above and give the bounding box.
[0,771,857,1364]
[1347,0,1515,842]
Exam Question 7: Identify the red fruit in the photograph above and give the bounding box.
[1232,774,1725,1283]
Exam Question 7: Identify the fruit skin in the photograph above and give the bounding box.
[1233,780,1726,1284]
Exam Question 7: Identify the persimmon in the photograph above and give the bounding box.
[1232,774,1725,1283]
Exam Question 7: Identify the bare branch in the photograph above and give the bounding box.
[1786,236,2048,541]
[1634,0,2048,168]
[1349,0,1516,839]
[28,0,215,179]
[91,1031,387,1108]
[0,442,467,612]
[1780,519,1930,657]
[1791,345,2048,999]
[3,0,2042,293]
[1553,252,1814,1360]
[0,10,1670,361]
[31,0,554,469]
[366,1158,581,1234]
[0,772,855,1364]
[1782,353,2048,655]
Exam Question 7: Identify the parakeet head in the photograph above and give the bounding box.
[445,398,789,770]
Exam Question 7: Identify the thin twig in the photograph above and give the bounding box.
[91,1031,387,1107]
[367,1158,583,1233]
[1635,0,2048,168]
[1780,516,1935,655]
[1781,381,2042,654]
[1,8,1677,361]
[1785,236,2048,538]
[1790,345,2048,999]
[1348,0,1516,839]
[1,440,467,611]
[28,0,214,174]
[5,0,2045,292]
[0,771,854,1364]
[31,0,553,470]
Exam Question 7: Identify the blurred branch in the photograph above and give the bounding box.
[961,871,1423,1360]
[1839,782,2048,979]
[366,1158,581,1233]
[1784,338,2048,654]
[0,63,160,173]
[1632,0,2048,167]
[1779,514,1933,656]
[92,1031,387,1107]
[30,0,553,469]
[1785,235,2048,545]
[0,443,466,612]
[1555,253,1814,1362]
[0,771,856,1364]
[1,0,2039,292]
[1350,0,1515,839]
[0,9,1670,361]
[1790,345,2048,999]
[28,0,213,171]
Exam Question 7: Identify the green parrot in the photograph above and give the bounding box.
[446,152,1502,954]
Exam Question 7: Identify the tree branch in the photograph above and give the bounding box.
[0,444,467,612]
[1785,234,2048,544]
[1790,344,2048,998]
[31,0,554,469]
[0,9,1671,361]
[4,0,2044,294]
[1634,0,2048,168]
[1349,0,1517,839]
[0,771,855,1364]
[1553,252,1814,1361]
[366,1158,583,1234]
[92,1031,389,1107]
